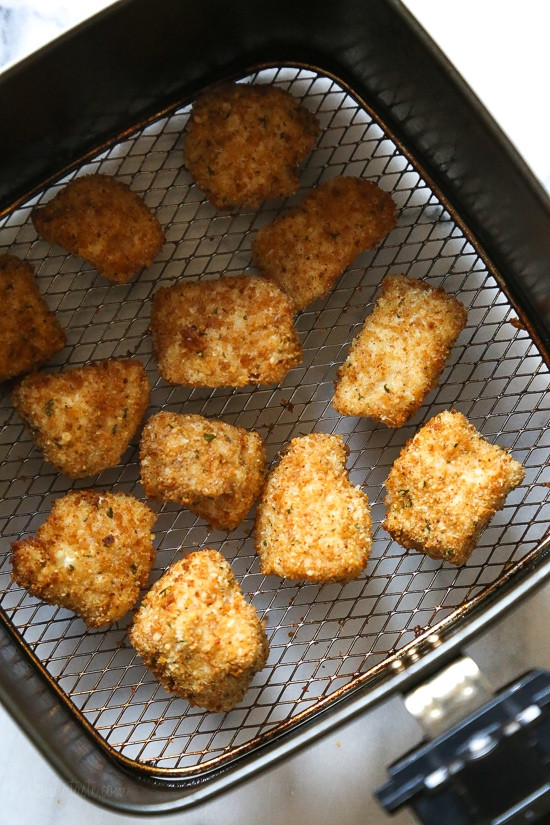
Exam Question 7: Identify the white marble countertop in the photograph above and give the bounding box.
[1,3,549,824]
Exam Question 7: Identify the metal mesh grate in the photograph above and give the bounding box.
[1,66,549,773]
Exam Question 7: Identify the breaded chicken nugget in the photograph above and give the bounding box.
[150,274,302,387]
[255,433,372,582]
[333,274,468,426]
[183,82,320,210]
[0,254,65,382]
[383,410,525,566]
[129,549,269,712]
[252,176,396,311]
[140,412,266,531]
[12,358,150,478]
[11,490,156,627]
[31,174,164,283]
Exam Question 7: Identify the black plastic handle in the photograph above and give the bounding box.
[377,669,550,824]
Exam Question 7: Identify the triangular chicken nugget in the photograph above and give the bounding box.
[12,358,150,477]
[0,254,65,382]
[31,174,164,283]
[129,549,268,712]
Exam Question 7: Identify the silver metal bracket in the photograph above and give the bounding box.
[404,655,494,739]
[377,665,550,824]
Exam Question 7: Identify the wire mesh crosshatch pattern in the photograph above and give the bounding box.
[0,65,549,774]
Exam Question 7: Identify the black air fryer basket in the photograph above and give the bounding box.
[0,0,549,814]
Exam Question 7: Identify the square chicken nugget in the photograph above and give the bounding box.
[183,82,320,210]
[383,410,525,566]
[129,549,269,712]
[150,274,302,387]
[255,433,372,582]
[0,254,65,383]
[31,174,164,283]
[333,274,468,427]
[252,176,396,311]
[140,412,266,531]
[11,490,156,627]
[12,358,150,478]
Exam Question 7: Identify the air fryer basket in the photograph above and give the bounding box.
[0,0,549,814]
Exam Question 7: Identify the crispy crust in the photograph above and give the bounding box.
[11,490,156,627]
[129,549,269,712]
[183,82,320,210]
[252,176,396,311]
[31,174,164,283]
[333,274,468,426]
[12,358,150,478]
[383,410,525,565]
[255,433,372,582]
[0,254,65,382]
[140,412,266,531]
[150,274,303,387]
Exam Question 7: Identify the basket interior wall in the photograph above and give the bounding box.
[0,66,548,773]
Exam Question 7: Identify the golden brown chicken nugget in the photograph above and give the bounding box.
[383,410,525,566]
[0,254,65,382]
[333,274,468,426]
[129,549,269,712]
[183,82,320,210]
[140,412,266,531]
[255,433,372,582]
[11,489,156,627]
[31,174,164,283]
[150,274,302,387]
[12,358,150,478]
[252,176,396,311]
[189,431,266,532]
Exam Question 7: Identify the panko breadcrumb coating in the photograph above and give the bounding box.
[255,433,372,582]
[12,358,150,478]
[11,490,156,627]
[31,174,165,283]
[183,82,320,210]
[252,176,396,311]
[383,409,525,566]
[129,549,269,712]
[150,274,302,387]
[333,274,468,426]
[140,412,266,531]
[0,254,65,382]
